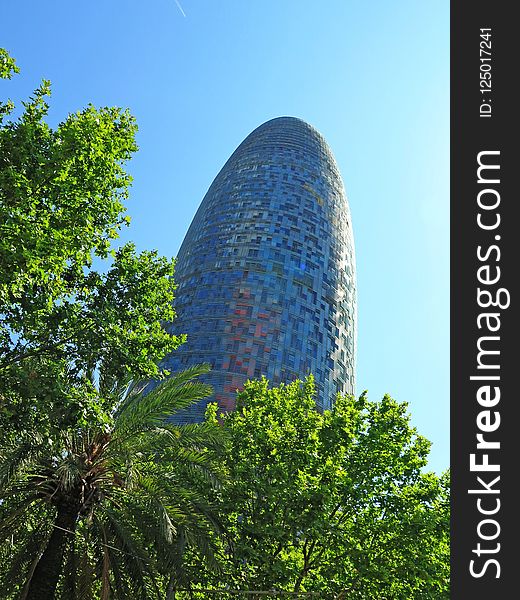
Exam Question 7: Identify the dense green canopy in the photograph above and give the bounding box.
[182,378,450,599]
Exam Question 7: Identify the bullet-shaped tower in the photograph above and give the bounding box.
[165,117,356,422]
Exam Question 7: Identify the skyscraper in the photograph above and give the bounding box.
[165,117,356,422]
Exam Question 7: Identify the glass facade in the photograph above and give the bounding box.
[164,117,356,422]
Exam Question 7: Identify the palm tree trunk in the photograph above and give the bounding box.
[25,502,78,600]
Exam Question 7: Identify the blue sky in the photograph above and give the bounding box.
[2,0,449,472]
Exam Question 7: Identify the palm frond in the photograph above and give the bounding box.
[104,544,131,600]
[169,420,228,451]
[97,509,152,594]
[2,519,50,599]
[0,435,46,490]
[114,365,212,435]
[74,533,96,600]
[0,498,45,539]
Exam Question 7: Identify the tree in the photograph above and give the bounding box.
[197,377,449,599]
[0,48,183,439]
[0,364,224,600]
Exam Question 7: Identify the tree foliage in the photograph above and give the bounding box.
[0,49,184,438]
[191,378,449,599]
[0,48,19,80]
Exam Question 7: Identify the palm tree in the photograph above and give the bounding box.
[0,364,224,599]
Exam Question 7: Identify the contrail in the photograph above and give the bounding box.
[174,0,186,17]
